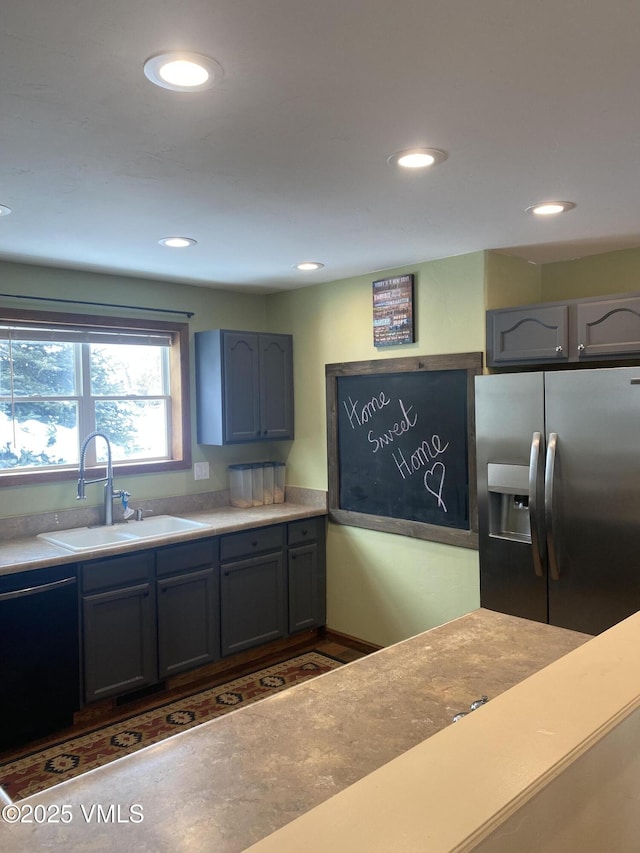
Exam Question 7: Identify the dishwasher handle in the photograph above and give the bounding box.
[0,575,76,602]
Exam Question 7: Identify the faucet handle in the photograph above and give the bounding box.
[121,491,135,520]
[134,508,154,521]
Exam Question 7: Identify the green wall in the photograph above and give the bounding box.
[267,252,486,645]
[541,247,640,301]
[485,252,542,309]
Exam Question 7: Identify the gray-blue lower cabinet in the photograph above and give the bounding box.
[157,570,219,679]
[81,538,219,703]
[219,519,327,656]
[82,551,157,703]
[288,517,327,633]
[80,522,326,702]
[220,526,287,657]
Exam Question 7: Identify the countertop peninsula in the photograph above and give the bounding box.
[0,609,590,852]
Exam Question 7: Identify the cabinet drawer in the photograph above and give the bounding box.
[288,517,322,546]
[81,551,154,593]
[156,537,217,577]
[220,525,284,562]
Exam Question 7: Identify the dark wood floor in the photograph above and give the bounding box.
[0,628,376,764]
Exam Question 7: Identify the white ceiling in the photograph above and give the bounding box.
[2,0,640,293]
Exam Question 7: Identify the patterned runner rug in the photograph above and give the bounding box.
[0,651,342,802]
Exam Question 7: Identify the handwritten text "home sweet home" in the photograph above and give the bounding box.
[342,391,450,512]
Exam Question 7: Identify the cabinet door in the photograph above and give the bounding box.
[157,567,219,679]
[288,544,319,632]
[259,334,294,440]
[487,305,569,365]
[287,517,327,630]
[223,331,262,442]
[220,551,286,656]
[83,582,156,702]
[575,296,640,359]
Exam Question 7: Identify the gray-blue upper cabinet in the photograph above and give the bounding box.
[575,295,640,360]
[487,304,569,365]
[487,293,640,367]
[195,329,294,444]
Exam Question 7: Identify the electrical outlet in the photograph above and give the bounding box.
[194,461,210,481]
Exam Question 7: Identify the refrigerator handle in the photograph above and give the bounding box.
[544,432,561,581]
[528,431,544,578]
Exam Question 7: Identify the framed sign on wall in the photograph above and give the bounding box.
[372,274,414,347]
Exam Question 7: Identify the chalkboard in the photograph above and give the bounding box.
[326,353,482,549]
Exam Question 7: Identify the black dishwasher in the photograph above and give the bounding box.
[0,564,80,752]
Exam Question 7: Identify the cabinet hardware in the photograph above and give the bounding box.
[555,345,563,353]
[578,343,585,352]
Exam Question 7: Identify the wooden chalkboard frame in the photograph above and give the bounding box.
[326,352,483,549]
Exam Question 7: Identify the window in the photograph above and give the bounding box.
[0,308,191,485]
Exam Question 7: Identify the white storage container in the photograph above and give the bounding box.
[251,462,264,506]
[229,464,253,508]
[273,461,286,504]
[262,461,275,505]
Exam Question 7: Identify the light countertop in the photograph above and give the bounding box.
[0,609,590,852]
[0,500,327,577]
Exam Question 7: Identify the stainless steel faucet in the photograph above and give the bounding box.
[77,431,125,525]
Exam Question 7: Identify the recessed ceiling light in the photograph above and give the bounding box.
[295,262,325,271]
[144,52,223,92]
[0,204,11,216]
[526,201,576,216]
[387,148,448,169]
[159,237,197,248]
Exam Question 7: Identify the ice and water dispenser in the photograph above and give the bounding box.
[487,463,531,542]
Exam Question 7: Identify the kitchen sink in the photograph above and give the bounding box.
[38,526,140,551]
[38,515,211,552]
[125,515,210,537]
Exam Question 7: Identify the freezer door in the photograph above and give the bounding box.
[475,373,548,623]
[545,367,640,634]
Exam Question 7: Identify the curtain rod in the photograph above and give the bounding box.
[0,292,194,318]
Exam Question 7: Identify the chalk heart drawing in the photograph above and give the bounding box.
[424,461,447,512]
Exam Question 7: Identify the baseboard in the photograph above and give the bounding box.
[322,627,382,655]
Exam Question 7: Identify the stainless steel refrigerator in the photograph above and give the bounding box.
[475,366,640,635]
